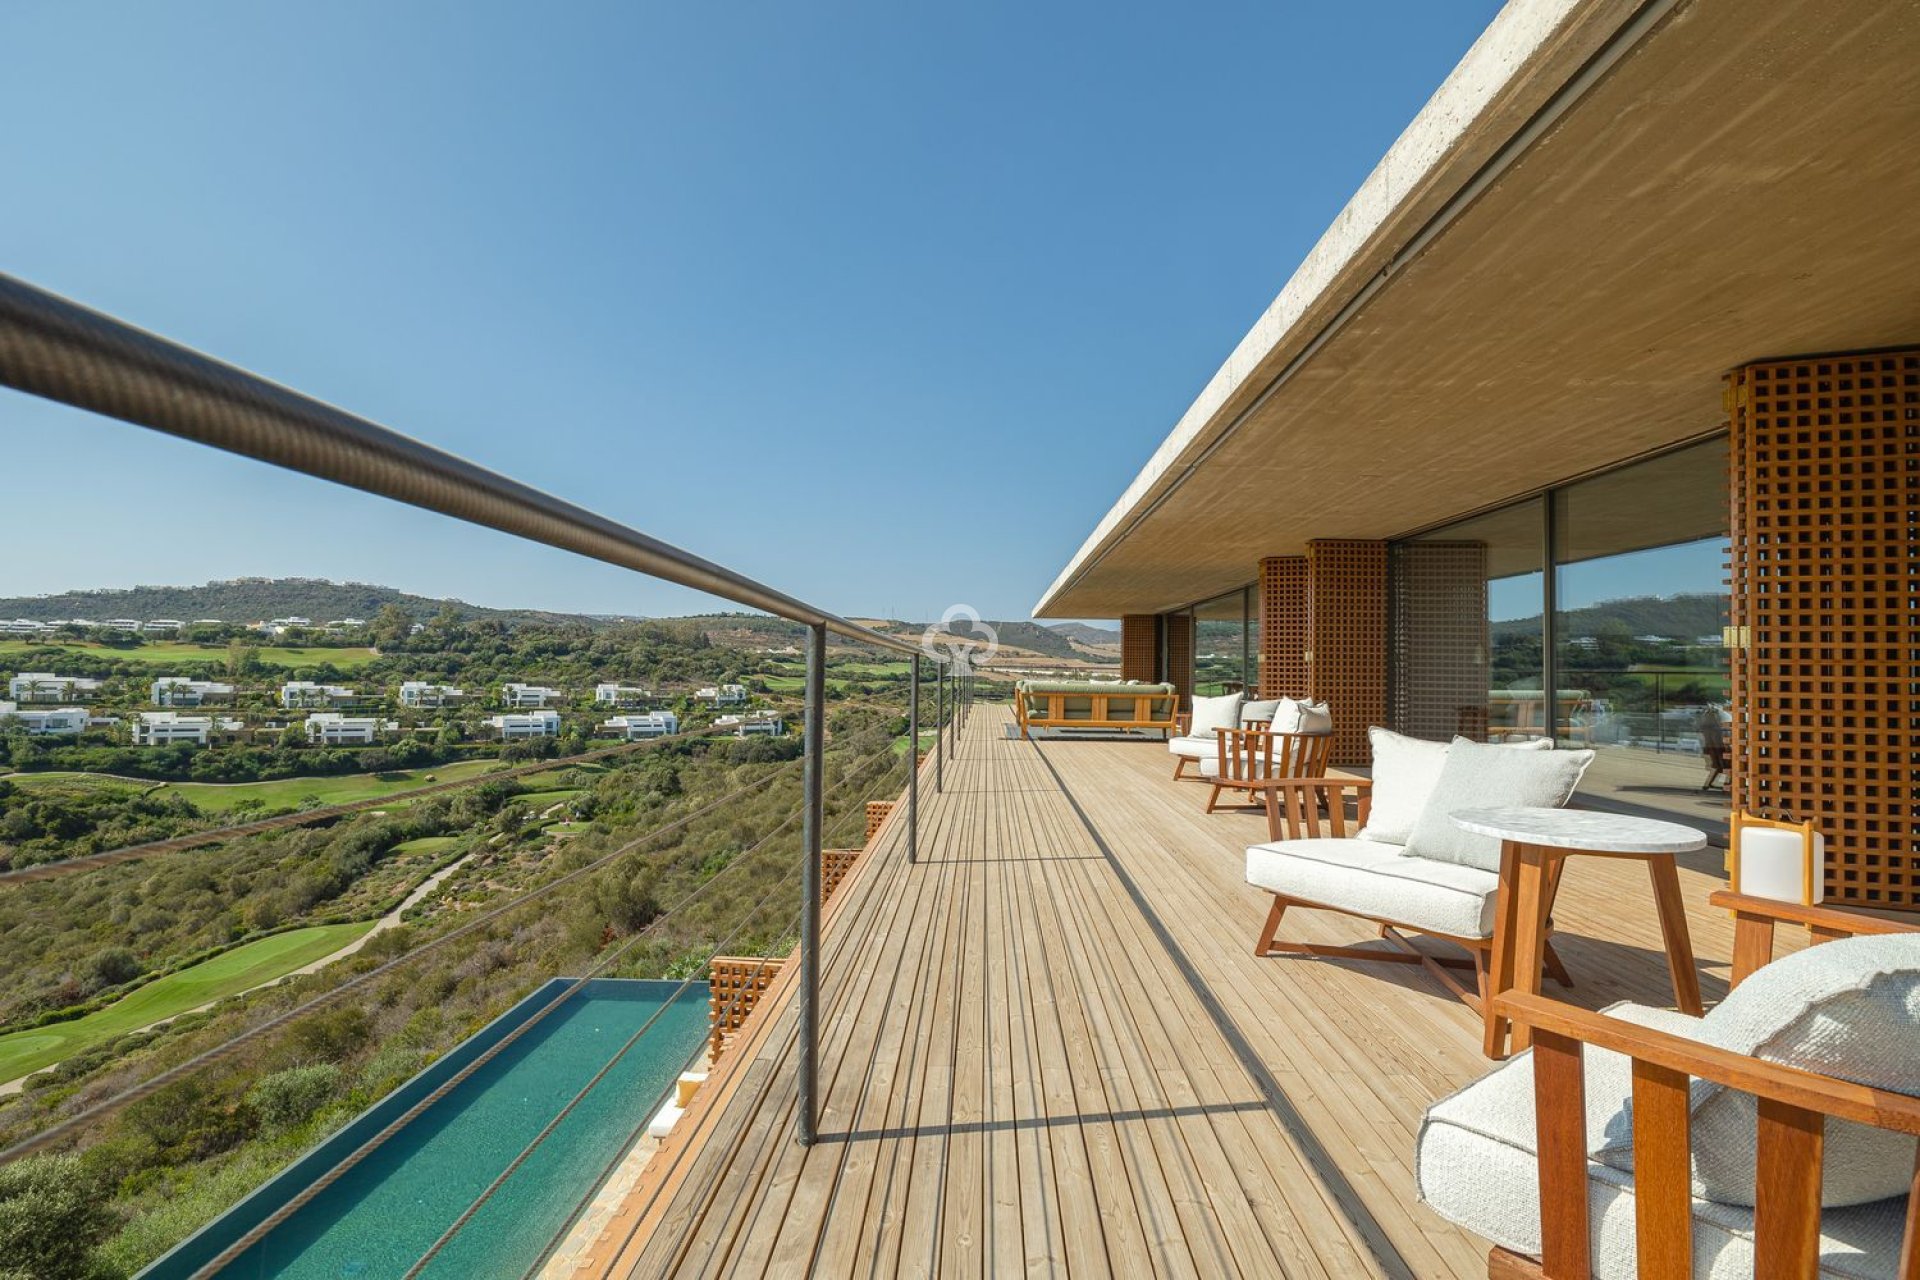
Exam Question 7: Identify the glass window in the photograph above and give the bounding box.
[1392,498,1546,743]
[1554,440,1729,825]
[1191,589,1251,696]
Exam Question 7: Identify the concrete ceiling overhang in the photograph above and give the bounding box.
[1034,0,1920,619]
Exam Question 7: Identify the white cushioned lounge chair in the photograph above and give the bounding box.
[1245,728,1590,1054]
[1417,933,1920,1278]
[1170,692,1330,779]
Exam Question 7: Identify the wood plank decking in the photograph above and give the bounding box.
[579,705,1761,1278]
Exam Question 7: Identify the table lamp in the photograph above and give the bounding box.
[1730,811,1824,905]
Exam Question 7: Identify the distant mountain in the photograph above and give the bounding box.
[1492,592,1726,641]
[1046,622,1120,646]
[0,579,591,627]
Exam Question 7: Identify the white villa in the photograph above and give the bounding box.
[303,713,385,745]
[7,672,103,702]
[280,681,356,708]
[698,683,748,706]
[398,681,464,708]
[489,710,560,740]
[593,682,652,708]
[501,682,563,708]
[151,676,235,706]
[0,703,89,736]
[603,711,679,740]
[130,711,214,747]
[715,712,784,737]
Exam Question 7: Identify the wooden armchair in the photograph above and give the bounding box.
[1200,725,1328,812]
[1486,989,1920,1279]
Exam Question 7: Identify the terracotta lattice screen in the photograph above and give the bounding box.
[1728,350,1919,910]
[709,955,786,1064]
[1306,540,1389,765]
[1389,542,1490,742]
[1259,556,1309,699]
[864,801,894,844]
[1163,613,1196,705]
[1120,615,1158,682]
[823,849,861,903]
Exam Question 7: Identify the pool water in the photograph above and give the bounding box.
[215,981,709,1280]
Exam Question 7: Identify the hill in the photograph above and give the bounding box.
[0,579,592,627]
[1046,622,1120,646]
[1492,592,1725,641]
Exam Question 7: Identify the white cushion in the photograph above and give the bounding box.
[1596,935,1920,1208]
[1358,727,1552,846]
[1271,696,1332,735]
[1240,697,1283,726]
[1167,734,1220,759]
[1245,838,1500,939]
[1188,692,1243,737]
[1403,737,1594,872]
[1417,1002,1909,1278]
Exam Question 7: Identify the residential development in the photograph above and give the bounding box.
[500,682,563,708]
[593,681,651,707]
[151,676,235,706]
[715,711,783,737]
[279,681,356,708]
[488,710,560,739]
[698,683,747,706]
[602,711,679,740]
[303,713,387,745]
[398,681,464,708]
[130,710,217,746]
[8,672,103,702]
[0,702,89,736]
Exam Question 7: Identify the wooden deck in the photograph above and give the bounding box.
[579,705,1767,1278]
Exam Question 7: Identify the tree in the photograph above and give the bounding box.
[370,603,413,651]
[0,1155,114,1280]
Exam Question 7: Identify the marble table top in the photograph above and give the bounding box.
[1448,806,1707,854]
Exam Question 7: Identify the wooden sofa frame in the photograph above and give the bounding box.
[1252,776,1571,1058]
[1204,725,1332,812]
[1171,713,1271,780]
[1489,894,1920,1279]
[1016,684,1178,740]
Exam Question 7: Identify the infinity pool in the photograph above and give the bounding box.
[149,979,710,1280]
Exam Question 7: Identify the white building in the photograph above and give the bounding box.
[0,703,89,736]
[304,713,384,745]
[152,677,235,706]
[489,710,561,739]
[398,681,465,708]
[103,618,142,633]
[143,619,184,633]
[8,672,103,702]
[594,682,652,708]
[501,682,563,708]
[131,711,213,747]
[280,681,356,708]
[698,683,748,706]
[715,712,784,737]
[603,711,679,740]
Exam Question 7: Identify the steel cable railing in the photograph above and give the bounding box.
[0,756,802,1164]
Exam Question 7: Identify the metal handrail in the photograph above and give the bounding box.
[0,273,935,660]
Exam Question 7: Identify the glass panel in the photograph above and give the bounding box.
[1553,440,1729,826]
[1191,589,1250,696]
[1392,499,1546,742]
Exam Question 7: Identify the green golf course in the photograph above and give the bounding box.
[0,921,376,1083]
[0,639,380,669]
[158,757,506,813]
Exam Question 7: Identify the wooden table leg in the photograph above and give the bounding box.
[1507,845,1556,1054]
[1484,839,1521,1058]
[1648,853,1704,1016]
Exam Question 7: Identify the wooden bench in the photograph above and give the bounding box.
[1014,680,1178,740]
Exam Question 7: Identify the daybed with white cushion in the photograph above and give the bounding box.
[1246,728,1591,1053]
[1418,933,1920,1278]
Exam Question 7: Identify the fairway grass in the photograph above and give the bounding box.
[161,758,505,814]
[0,921,375,1083]
[0,640,379,669]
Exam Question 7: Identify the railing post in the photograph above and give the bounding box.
[797,621,825,1146]
[908,654,920,864]
[935,663,945,794]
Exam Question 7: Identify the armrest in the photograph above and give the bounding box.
[1259,776,1372,841]
[1707,889,1920,938]
[1174,713,1191,735]
[1496,991,1920,1134]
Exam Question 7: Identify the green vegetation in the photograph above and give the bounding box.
[0,922,374,1083]
[160,757,504,814]
[0,639,380,668]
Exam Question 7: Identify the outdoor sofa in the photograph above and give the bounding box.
[1013,679,1178,739]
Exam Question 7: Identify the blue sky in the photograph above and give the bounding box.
[1,1,1505,623]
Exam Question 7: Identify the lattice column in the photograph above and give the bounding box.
[864,801,894,844]
[1306,540,1389,765]
[1389,542,1489,741]
[1120,615,1158,682]
[823,849,861,903]
[1728,350,1919,911]
[1163,612,1196,706]
[1259,556,1308,698]
[709,955,786,1064]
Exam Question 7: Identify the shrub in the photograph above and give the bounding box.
[0,1154,115,1280]
[245,1064,340,1132]
[86,947,144,991]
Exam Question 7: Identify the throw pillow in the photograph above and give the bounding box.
[1402,737,1592,871]
[1358,727,1552,846]
[1188,691,1244,737]
[1241,697,1283,726]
